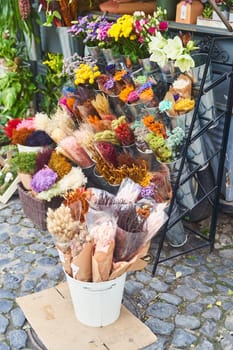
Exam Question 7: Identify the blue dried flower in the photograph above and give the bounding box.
[31,167,58,193]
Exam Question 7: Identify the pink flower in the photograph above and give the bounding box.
[16,117,35,131]
[159,21,168,31]
[148,27,157,35]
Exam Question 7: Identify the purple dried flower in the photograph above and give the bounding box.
[25,130,53,146]
[140,184,155,198]
[104,78,115,90]
[31,167,58,193]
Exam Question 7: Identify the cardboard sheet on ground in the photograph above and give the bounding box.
[16,282,157,350]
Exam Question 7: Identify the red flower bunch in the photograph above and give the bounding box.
[112,116,135,146]
[3,118,22,138]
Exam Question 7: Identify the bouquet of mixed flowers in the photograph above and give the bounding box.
[47,178,168,282]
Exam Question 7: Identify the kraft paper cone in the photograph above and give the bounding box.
[109,241,150,280]
[92,240,115,282]
[72,242,93,282]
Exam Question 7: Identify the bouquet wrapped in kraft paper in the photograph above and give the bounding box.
[47,178,168,282]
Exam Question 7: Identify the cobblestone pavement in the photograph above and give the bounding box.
[0,196,233,350]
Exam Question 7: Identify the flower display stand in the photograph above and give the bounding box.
[152,36,233,274]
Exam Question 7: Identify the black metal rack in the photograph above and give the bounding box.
[152,36,233,275]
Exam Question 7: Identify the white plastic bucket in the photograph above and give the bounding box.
[66,272,126,327]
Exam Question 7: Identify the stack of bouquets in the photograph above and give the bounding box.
[47,178,168,282]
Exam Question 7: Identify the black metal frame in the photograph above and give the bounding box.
[152,36,233,275]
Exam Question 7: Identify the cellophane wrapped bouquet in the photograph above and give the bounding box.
[47,178,168,282]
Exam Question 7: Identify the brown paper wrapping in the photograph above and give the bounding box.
[109,241,150,280]
[92,240,115,282]
[56,243,72,276]
[72,242,93,282]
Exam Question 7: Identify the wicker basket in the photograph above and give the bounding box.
[17,183,63,230]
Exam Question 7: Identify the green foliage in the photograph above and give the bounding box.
[0,0,39,40]
[0,66,37,118]
[202,4,213,19]
[10,152,37,174]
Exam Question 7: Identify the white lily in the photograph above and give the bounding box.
[164,36,183,60]
[175,54,195,73]
[148,32,167,52]
[150,48,168,68]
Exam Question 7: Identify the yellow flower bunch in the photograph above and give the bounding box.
[108,14,136,41]
[74,63,101,86]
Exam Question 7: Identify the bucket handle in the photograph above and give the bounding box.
[83,283,117,292]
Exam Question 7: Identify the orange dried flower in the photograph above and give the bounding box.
[64,188,89,223]
[11,128,34,145]
[114,70,127,81]
[119,85,134,102]
[139,87,154,102]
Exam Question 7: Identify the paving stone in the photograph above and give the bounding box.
[216,284,230,293]
[46,248,59,258]
[3,274,24,290]
[174,285,200,301]
[136,272,152,284]
[13,246,27,258]
[186,302,204,315]
[149,279,169,292]
[145,318,174,336]
[20,253,37,263]
[173,265,195,276]
[175,314,200,329]
[0,315,9,334]
[147,303,178,319]
[220,335,233,350]
[200,320,217,338]
[124,280,144,295]
[140,289,157,306]
[212,266,229,275]
[0,290,15,299]
[196,339,214,350]
[222,302,233,311]
[10,308,26,328]
[29,243,47,252]
[20,219,35,228]
[0,300,13,313]
[0,258,11,267]
[0,342,10,350]
[27,267,46,280]
[46,266,64,281]
[199,274,216,284]
[0,245,10,255]
[142,336,168,350]
[0,233,9,243]
[21,280,36,293]
[219,249,233,260]
[225,313,233,331]
[6,215,21,225]
[202,306,222,320]
[7,330,27,349]
[184,276,213,293]
[159,293,182,306]
[171,329,197,348]
[37,257,57,266]
[218,277,233,287]
[198,296,216,304]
